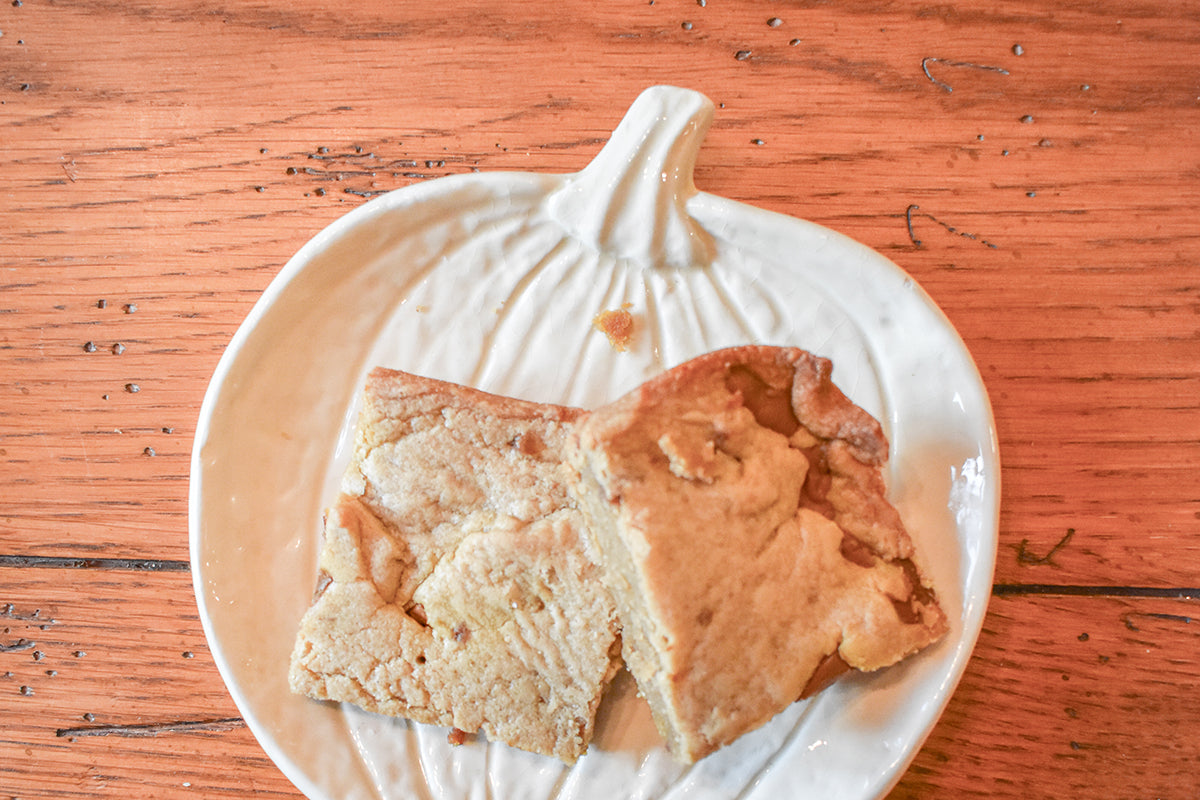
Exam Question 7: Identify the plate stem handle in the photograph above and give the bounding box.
[548,85,715,270]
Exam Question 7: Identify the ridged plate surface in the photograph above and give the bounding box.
[190,86,999,800]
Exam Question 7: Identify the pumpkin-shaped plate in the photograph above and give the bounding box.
[190,86,999,800]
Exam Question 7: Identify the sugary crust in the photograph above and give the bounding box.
[565,345,948,762]
[289,368,621,763]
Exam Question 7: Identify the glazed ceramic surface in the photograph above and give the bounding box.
[190,86,999,800]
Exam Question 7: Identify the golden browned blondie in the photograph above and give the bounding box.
[565,346,947,762]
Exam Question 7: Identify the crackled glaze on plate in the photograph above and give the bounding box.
[190,86,999,800]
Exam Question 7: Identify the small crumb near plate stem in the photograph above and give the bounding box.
[593,305,635,351]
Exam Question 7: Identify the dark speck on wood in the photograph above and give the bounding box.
[1017,528,1075,566]
[55,717,244,738]
[906,204,999,250]
[921,57,1010,93]
[735,50,751,61]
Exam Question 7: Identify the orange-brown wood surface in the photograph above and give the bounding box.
[2,1,1198,797]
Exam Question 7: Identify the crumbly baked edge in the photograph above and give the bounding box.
[288,367,623,763]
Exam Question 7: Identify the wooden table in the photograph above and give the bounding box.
[3,1,1197,797]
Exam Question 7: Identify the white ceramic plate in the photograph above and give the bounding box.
[190,86,999,800]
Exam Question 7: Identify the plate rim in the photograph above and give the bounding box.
[189,168,1000,800]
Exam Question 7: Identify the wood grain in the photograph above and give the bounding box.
[0,565,294,798]
[893,593,1200,799]
[2,0,1198,797]
[3,568,1197,798]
